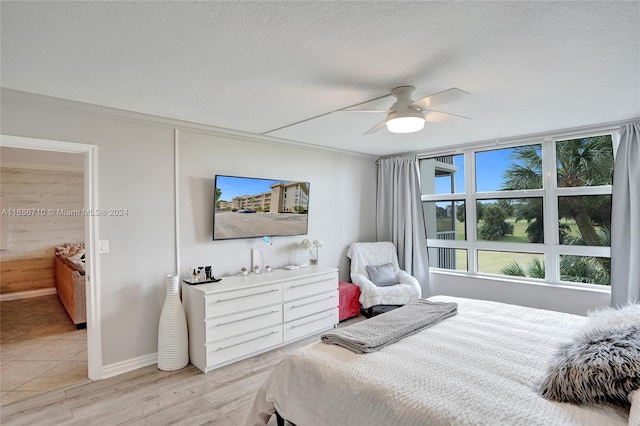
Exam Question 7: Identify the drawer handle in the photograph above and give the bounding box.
[215,310,279,326]
[289,279,332,289]
[215,330,280,351]
[290,295,337,309]
[215,288,279,303]
[289,313,334,329]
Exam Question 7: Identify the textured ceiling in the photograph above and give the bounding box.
[1,1,639,156]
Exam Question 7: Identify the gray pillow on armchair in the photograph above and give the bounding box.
[366,263,397,287]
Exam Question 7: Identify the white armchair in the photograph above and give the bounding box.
[346,242,422,316]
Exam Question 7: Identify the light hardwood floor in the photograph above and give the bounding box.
[1,315,363,426]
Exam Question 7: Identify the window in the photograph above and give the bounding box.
[420,133,614,287]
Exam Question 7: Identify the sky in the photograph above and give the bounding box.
[434,147,529,194]
[215,176,283,201]
[475,149,515,192]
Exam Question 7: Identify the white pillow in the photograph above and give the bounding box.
[580,303,640,335]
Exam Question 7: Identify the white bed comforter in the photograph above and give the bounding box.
[247,296,629,426]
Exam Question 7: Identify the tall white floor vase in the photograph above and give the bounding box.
[158,274,189,371]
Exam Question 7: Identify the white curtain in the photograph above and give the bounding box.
[376,155,430,296]
[611,122,640,306]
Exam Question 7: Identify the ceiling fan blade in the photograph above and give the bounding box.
[336,109,390,114]
[423,110,471,124]
[411,87,469,111]
[262,92,393,135]
[364,120,388,135]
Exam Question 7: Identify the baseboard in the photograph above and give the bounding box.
[101,352,158,379]
[0,288,57,301]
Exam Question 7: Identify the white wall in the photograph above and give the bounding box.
[1,91,177,367]
[177,130,376,281]
[0,89,377,373]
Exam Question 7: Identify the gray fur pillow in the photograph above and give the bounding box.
[539,306,640,408]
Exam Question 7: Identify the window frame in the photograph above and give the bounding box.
[420,130,617,289]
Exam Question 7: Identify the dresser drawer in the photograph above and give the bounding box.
[283,308,338,342]
[283,291,338,323]
[206,324,282,369]
[283,273,337,302]
[205,283,281,318]
[206,304,282,343]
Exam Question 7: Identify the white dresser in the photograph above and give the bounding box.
[182,266,339,373]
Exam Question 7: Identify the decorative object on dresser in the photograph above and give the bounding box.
[300,238,323,265]
[187,265,220,284]
[54,242,86,328]
[183,267,221,285]
[157,274,189,371]
[182,266,338,373]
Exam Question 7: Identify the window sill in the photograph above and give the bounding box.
[429,269,611,294]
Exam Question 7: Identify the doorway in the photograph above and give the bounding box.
[0,135,101,401]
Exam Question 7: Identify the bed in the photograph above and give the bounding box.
[54,243,86,328]
[247,296,637,426]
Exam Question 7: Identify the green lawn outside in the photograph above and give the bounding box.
[435,217,608,277]
[455,249,466,271]
[436,217,584,243]
[448,250,543,275]
[435,217,581,275]
[478,251,544,275]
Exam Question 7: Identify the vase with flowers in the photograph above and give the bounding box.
[300,239,323,265]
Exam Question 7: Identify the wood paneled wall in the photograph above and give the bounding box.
[0,167,84,295]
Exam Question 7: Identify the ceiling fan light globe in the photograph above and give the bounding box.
[386,116,425,133]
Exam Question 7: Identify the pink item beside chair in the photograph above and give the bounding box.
[339,281,360,321]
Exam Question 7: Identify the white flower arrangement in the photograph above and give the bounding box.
[300,239,324,249]
[300,239,323,265]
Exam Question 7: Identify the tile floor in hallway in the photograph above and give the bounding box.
[0,294,88,406]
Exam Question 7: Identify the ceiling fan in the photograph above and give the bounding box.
[339,86,470,135]
[261,85,469,136]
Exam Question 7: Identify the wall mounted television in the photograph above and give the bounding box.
[213,175,310,241]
